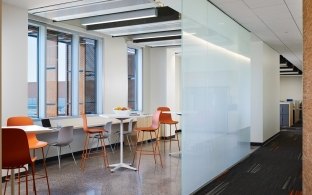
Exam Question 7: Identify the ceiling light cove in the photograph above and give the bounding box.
[86,6,180,31]
[81,8,157,26]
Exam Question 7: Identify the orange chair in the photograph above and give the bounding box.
[2,128,37,195]
[132,110,163,170]
[80,114,109,170]
[7,116,50,194]
[157,107,180,153]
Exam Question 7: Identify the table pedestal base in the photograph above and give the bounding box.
[109,163,137,172]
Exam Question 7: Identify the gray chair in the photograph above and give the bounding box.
[46,126,77,169]
[115,119,134,151]
[92,121,114,153]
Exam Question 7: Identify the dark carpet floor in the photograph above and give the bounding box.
[195,126,302,195]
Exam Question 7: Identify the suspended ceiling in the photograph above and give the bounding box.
[4,0,303,69]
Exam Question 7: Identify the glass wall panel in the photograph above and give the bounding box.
[181,1,251,194]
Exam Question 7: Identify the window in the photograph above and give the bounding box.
[79,37,97,114]
[28,25,39,118]
[46,29,72,117]
[128,47,142,111]
[27,23,101,118]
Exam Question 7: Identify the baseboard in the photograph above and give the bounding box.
[250,131,281,147]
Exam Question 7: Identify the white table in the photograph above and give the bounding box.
[2,125,53,194]
[100,114,139,172]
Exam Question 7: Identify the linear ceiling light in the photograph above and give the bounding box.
[280,72,299,75]
[81,8,157,26]
[131,30,181,40]
[280,68,293,71]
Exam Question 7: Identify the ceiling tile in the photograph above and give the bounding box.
[242,0,283,9]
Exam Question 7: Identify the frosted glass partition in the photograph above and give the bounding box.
[181,1,251,194]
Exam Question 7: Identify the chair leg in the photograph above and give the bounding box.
[150,131,157,165]
[68,145,77,165]
[126,135,132,152]
[138,131,145,170]
[132,131,140,166]
[155,130,163,168]
[169,125,172,152]
[57,146,61,169]
[41,147,50,194]
[4,169,9,194]
[80,134,89,169]
[22,167,28,195]
[30,162,37,195]
[45,145,51,158]
[175,124,180,151]
[18,168,21,195]
[99,133,109,167]
[107,137,114,153]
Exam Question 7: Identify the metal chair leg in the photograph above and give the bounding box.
[68,145,77,165]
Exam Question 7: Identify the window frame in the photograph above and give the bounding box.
[127,46,143,111]
[28,20,103,119]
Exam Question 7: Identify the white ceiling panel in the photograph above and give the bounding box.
[31,0,156,21]
[242,0,283,9]
[211,0,303,70]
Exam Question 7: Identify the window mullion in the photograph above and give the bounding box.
[72,34,79,116]
[38,25,47,118]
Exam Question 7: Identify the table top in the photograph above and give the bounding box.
[2,125,54,134]
[100,114,151,120]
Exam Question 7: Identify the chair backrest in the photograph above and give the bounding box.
[128,119,134,133]
[57,126,74,145]
[81,114,88,132]
[7,116,39,145]
[151,110,161,130]
[2,128,33,169]
[105,121,112,135]
[7,116,33,126]
[157,107,173,123]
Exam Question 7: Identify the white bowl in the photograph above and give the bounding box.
[113,110,130,116]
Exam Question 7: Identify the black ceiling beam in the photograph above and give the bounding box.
[133,35,181,43]
[86,6,180,31]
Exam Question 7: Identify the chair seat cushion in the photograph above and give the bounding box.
[160,120,178,124]
[29,140,48,149]
[135,127,157,131]
[86,127,104,134]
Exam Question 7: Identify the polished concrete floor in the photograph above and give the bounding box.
[2,138,181,195]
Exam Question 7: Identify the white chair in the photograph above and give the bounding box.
[92,121,114,153]
[46,126,77,169]
[115,119,134,151]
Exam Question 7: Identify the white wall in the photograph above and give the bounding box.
[251,41,264,143]
[280,76,303,101]
[1,3,28,123]
[262,43,280,142]
[103,36,128,113]
[251,37,280,143]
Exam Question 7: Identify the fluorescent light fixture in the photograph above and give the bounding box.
[280,68,293,71]
[280,63,288,67]
[280,72,299,75]
[81,8,157,26]
[132,30,181,40]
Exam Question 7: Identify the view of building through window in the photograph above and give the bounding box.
[79,37,97,114]
[46,29,72,117]
[28,25,39,118]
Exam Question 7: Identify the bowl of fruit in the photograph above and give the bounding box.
[113,106,130,116]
